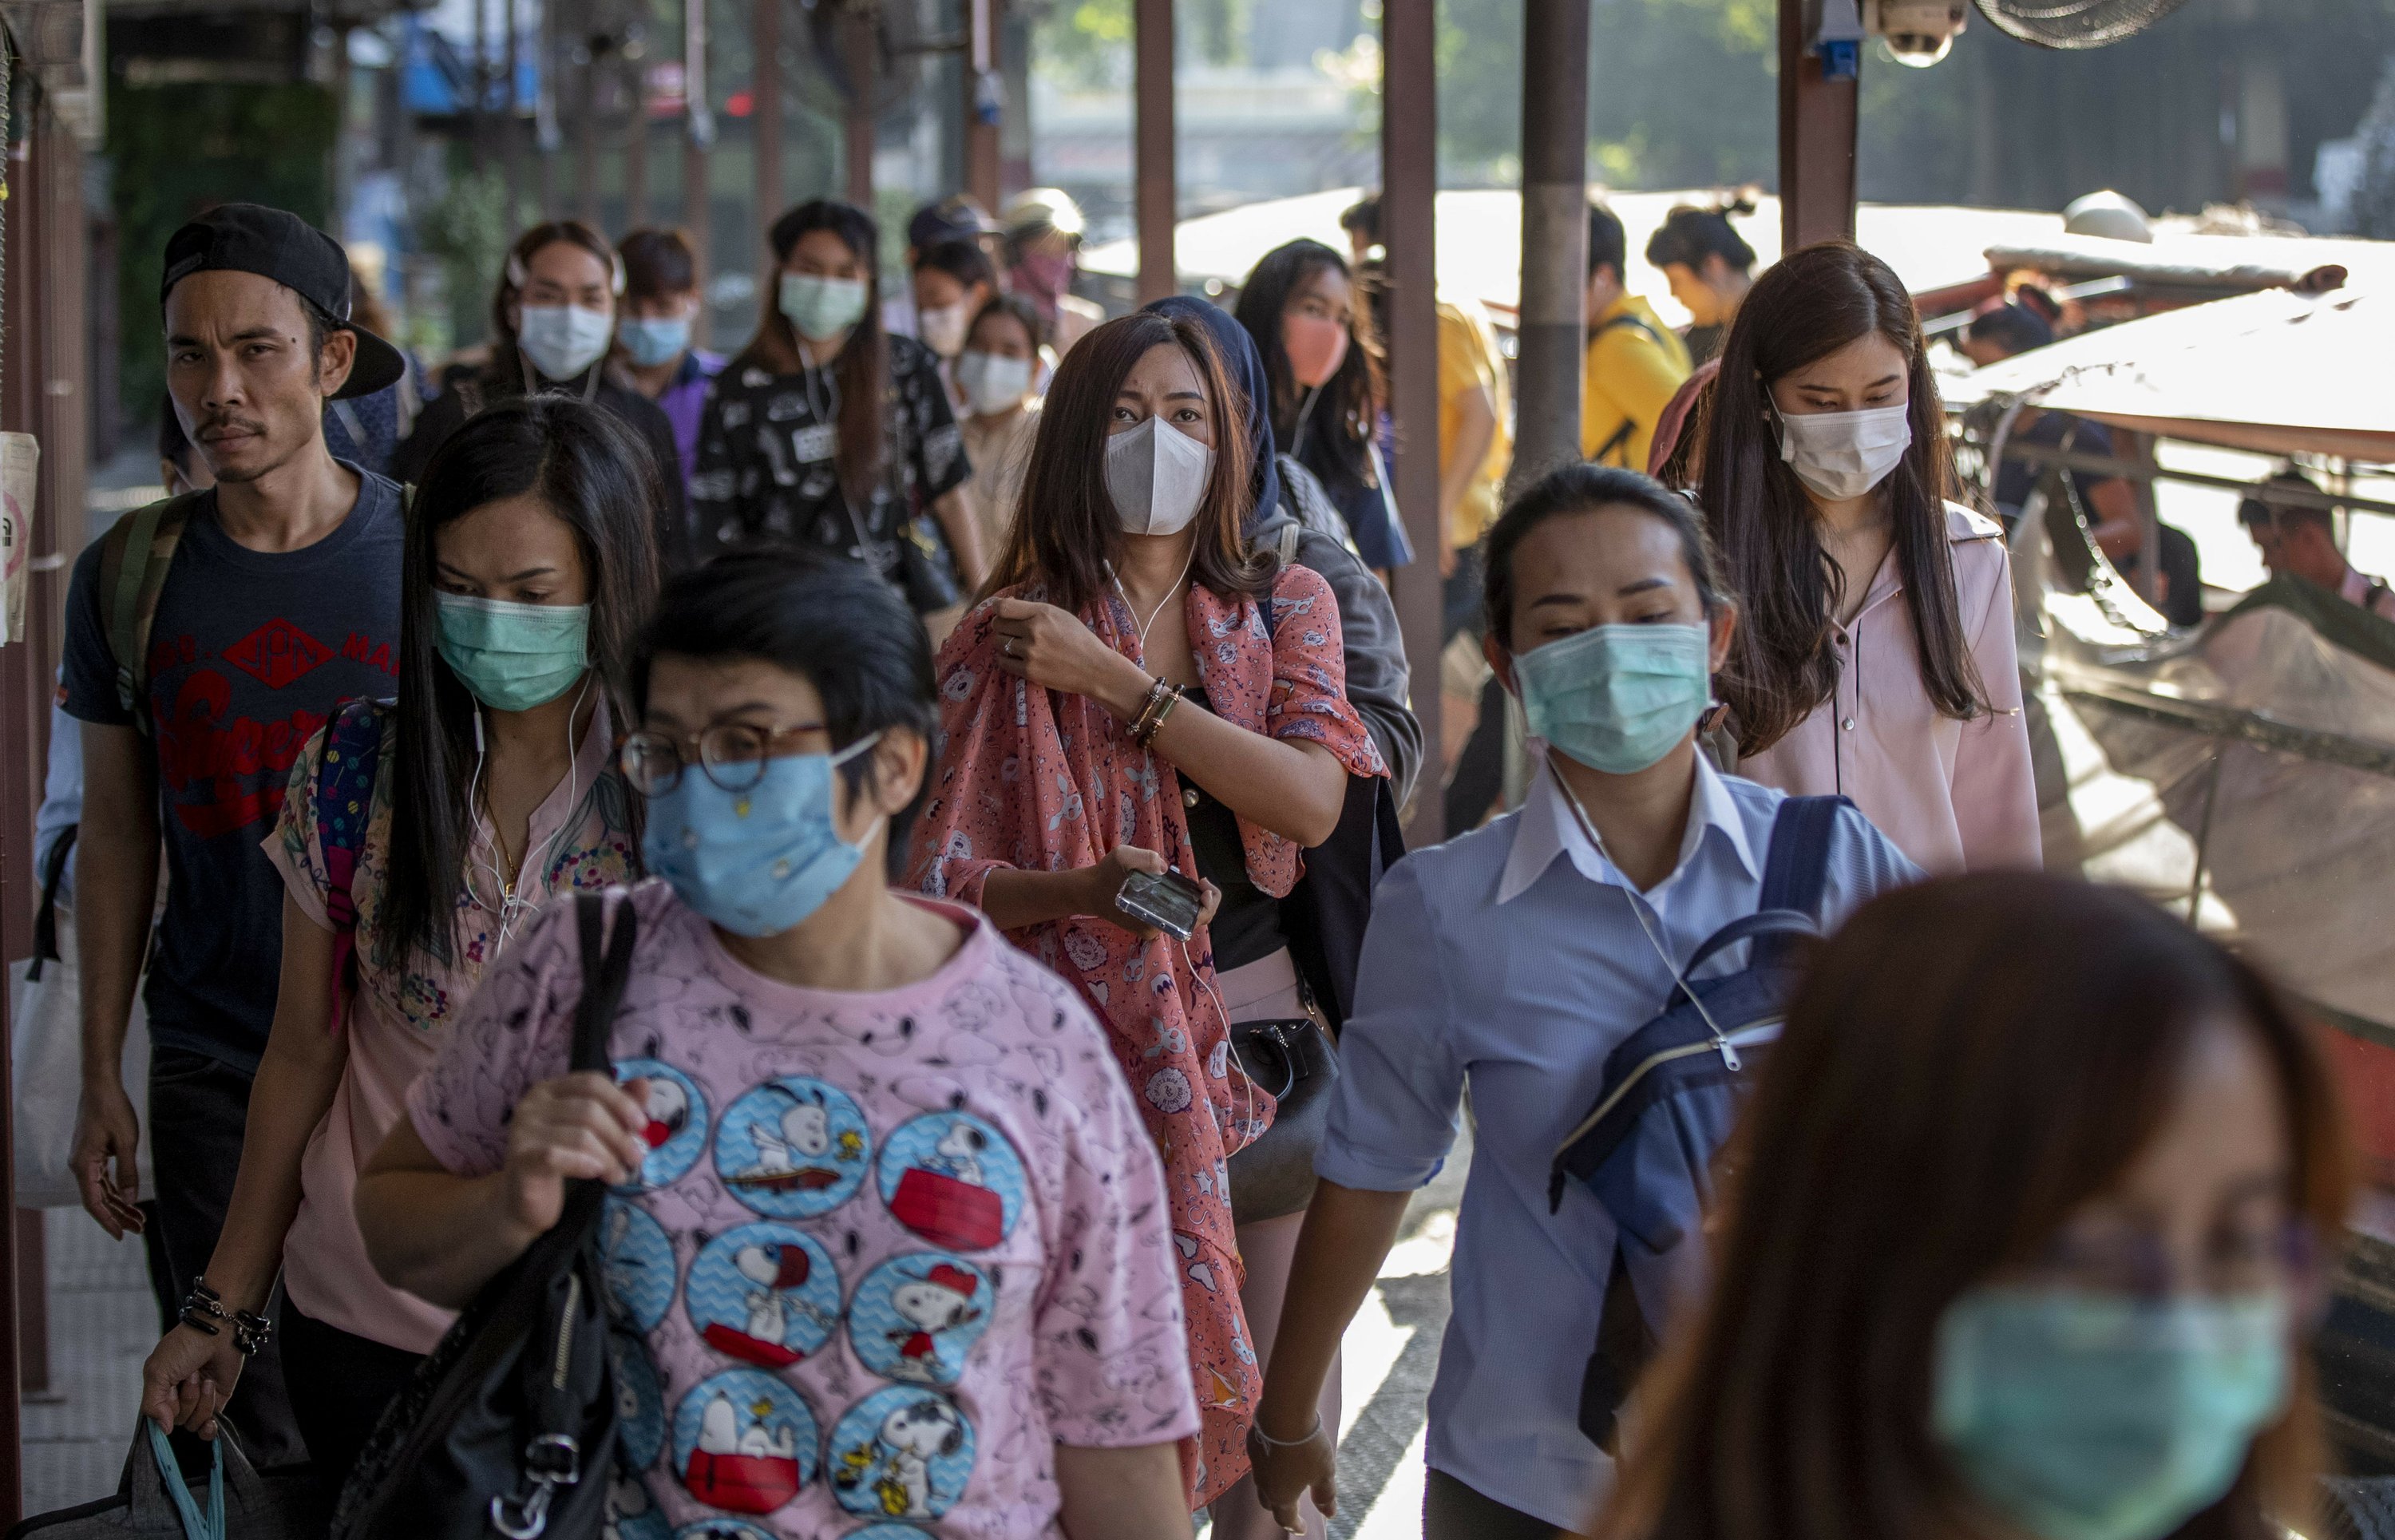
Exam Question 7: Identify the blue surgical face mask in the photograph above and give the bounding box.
[778,273,870,342]
[618,314,691,368]
[1513,622,1712,775]
[640,734,885,937]
[1935,1288,2291,1540]
[434,592,591,712]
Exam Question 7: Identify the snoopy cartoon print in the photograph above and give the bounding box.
[847,1254,993,1385]
[670,1369,819,1516]
[600,1467,670,1540]
[712,1077,873,1218]
[600,1198,676,1332]
[610,1325,667,1470]
[614,1059,708,1190]
[684,1223,842,1368]
[876,1111,1026,1253]
[829,1387,976,1521]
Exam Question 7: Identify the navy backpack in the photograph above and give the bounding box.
[1546,794,1850,1451]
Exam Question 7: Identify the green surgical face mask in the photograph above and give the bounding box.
[1513,622,1712,775]
[1935,1288,2291,1540]
[434,592,591,712]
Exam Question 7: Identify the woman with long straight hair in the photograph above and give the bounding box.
[689,199,988,613]
[1696,240,2037,873]
[1232,238,1411,573]
[1589,873,2349,1540]
[909,310,1388,1517]
[136,398,658,1487]
[395,220,687,558]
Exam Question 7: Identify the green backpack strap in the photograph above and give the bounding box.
[96,489,202,735]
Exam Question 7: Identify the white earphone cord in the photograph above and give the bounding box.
[466,671,596,949]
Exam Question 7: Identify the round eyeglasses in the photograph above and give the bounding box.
[617,722,828,796]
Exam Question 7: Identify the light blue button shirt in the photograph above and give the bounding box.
[1316,752,1920,1528]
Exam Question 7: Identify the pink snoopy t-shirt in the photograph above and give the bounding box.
[406,880,1200,1538]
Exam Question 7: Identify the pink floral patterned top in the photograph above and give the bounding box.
[265,698,635,1352]
[906,562,1386,1504]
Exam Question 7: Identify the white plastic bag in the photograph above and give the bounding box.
[9,912,152,1211]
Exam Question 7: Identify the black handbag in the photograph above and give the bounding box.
[331,892,639,1540]
[1225,1016,1340,1224]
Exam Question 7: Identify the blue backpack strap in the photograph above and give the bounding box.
[317,699,391,1031]
[1756,794,1852,920]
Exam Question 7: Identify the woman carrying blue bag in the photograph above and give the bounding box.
[1242,464,1918,1540]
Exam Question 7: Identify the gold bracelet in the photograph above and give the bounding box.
[1139,682,1182,746]
[1128,676,1171,743]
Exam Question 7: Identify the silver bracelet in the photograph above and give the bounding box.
[1248,1415,1324,1450]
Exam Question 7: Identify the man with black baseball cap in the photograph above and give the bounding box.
[60,203,407,1469]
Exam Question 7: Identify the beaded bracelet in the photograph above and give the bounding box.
[1130,679,1182,747]
[178,1280,227,1339]
[231,1308,274,1358]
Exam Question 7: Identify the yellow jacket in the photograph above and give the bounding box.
[1581,293,1692,472]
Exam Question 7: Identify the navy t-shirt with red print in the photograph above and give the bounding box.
[61,465,405,1071]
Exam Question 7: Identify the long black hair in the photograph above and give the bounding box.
[381,397,662,965]
[1232,239,1385,496]
[634,551,940,860]
[1696,240,1985,757]
[733,200,889,511]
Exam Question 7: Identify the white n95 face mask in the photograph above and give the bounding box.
[1104,416,1215,537]
[1775,402,1912,502]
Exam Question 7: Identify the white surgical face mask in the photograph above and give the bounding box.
[956,350,1033,418]
[918,300,971,358]
[1104,416,1214,537]
[1774,402,1912,502]
[517,303,615,382]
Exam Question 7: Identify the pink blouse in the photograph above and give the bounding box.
[1736,504,2041,874]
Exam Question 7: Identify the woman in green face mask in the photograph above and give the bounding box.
[690,199,988,635]
[1249,464,1918,1540]
[137,397,659,1487]
[1586,873,2349,1540]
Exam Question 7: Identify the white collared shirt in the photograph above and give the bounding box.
[1318,753,1919,1528]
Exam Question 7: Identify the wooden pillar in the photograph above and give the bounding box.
[576,44,601,226]
[754,0,782,228]
[1383,0,1443,849]
[841,8,875,208]
[964,0,1001,215]
[624,57,649,231]
[1514,0,1589,486]
[1779,0,1859,250]
[537,0,560,216]
[1134,0,1174,303]
[683,0,714,342]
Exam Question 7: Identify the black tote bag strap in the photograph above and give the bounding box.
[571,892,638,1075]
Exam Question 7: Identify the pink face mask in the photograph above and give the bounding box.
[1283,313,1352,390]
[1015,251,1074,299]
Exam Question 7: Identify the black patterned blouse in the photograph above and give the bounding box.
[687,335,971,586]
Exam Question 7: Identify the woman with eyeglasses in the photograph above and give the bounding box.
[1582,873,2346,1540]
[138,398,657,1487]
[356,552,1200,1538]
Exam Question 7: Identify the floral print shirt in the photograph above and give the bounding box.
[687,334,971,580]
[264,698,635,1352]
[905,563,1387,1504]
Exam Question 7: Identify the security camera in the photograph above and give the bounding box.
[1864,0,1967,66]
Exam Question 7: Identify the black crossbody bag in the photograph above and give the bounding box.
[333,893,639,1540]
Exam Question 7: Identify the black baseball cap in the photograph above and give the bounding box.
[159,204,406,401]
[908,195,997,252]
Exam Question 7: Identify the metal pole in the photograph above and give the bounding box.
[538,0,560,215]
[1514,0,1590,487]
[1384,0,1443,849]
[1133,0,1174,303]
[964,0,1001,215]
[504,0,525,227]
[684,0,715,342]
[754,0,782,229]
[576,39,600,225]
[1779,0,1859,249]
[842,6,875,208]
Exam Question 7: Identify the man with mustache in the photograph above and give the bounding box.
[59,204,407,1464]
